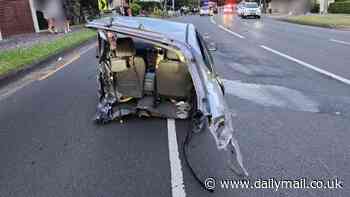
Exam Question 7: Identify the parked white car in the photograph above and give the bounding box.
[240,2,261,19]
[199,6,212,16]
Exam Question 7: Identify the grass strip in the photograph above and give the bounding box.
[282,14,350,29]
[0,29,95,76]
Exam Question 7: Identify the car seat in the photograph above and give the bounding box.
[112,37,146,98]
[156,50,192,99]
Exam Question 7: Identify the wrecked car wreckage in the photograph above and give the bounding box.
[86,16,248,188]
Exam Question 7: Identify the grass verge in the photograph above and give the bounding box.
[281,14,350,29]
[0,29,96,76]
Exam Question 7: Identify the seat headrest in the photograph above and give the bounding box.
[166,50,179,61]
[116,37,136,57]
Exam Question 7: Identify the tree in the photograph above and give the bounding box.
[130,2,142,15]
[162,0,193,10]
[63,0,99,24]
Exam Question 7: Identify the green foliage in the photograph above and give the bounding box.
[311,3,320,13]
[135,1,162,13]
[130,3,142,16]
[63,0,99,24]
[172,0,195,9]
[68,0,82,24]
[329,1,350,14]
[283,14,350,28]
[150,8,165,18]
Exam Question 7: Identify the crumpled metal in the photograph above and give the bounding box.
[95,61,117,124]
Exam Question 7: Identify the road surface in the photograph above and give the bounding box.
[1,14,350,197]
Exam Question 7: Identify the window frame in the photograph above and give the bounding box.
[195,31,215,74]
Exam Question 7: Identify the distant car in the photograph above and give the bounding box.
[240,2,261,19]
[199,6,212,16]
[223,4,234,14]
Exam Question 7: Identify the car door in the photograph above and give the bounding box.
[196,31,225,94]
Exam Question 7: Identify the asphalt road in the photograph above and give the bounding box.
[1,14,350,197]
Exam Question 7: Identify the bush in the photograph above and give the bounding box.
[311,3,320,13]
[329,1,350,14]
[138,1,161,13]
[130,3,142,16]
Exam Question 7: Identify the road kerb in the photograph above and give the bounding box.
[0,38,96,87]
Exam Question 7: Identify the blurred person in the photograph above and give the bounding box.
[140,10,146,17]
[43,0,69,34]
[127,7,132,16]
[47,18,55,34]
[64,19,71,34]
[43,1,59,33]
[62,0,73,33]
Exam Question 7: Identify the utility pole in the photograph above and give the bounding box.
[28,0,40,33]
[320,0,328,14]
[172,0,175,10]
[262,0,267,13]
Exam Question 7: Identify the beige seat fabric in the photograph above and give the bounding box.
[114,38,146,98]
[156,50,192,98]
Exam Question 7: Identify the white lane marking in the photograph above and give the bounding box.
[330,38,350,46]
[261,45,350,85]
[218,25,245,39]
[210,16,216,24]
[167,119,186,197]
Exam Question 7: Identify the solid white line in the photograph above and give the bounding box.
[218,25,245,39]
[330,38,350,46]
[167,119,186,197]
[261,45,350,85]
